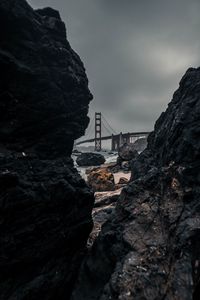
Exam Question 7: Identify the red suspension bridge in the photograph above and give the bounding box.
[75,112,150,151]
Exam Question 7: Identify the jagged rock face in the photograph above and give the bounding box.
[147,67,200,166]
[0,1,94,299]
[71,67,200,300]
[0,0,92,158]
[0,154,94,300]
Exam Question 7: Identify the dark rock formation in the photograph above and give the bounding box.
[76,153,105,167]
[0,0,92,159]
[71,67,200,300]
[118,143,139,161]
[117,143,139,171]
[87,168,115,192]
[0,155,94,300]
[0,1,94,299]
[88,189,121,248]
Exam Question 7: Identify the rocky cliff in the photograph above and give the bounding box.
[0,1,94,299]
[71,68,200,300]
[0,0,92,158]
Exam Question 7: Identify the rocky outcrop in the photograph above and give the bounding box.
[76,152,105,167]
[117,143,139,171]
[88,189,121,248]
[0,0,92,159]
[71,67,200,300]
[87,168,115,192]
[0,155,94,300]
[0,1,94,299]
[118,143,139,161]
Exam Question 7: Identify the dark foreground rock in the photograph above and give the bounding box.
[0,1,94,299]
[0,0,92,159]
[71,67,200,300]
[88,189,121,248]
[76,152,105,167]
[0,154,94,300]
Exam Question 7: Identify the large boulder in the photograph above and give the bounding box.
[118,143,139,161]
[71,67,200,300]
[76,152,105,166]
[87,168,115,192]
[0,1,94,299]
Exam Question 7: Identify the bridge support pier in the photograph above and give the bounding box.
[111,134,120,151]
[111,134,115,151]
[95,112,102,152]
[111,132,135,151]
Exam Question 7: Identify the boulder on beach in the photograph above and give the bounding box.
[87,168,115,192]
[76,152,105,166]
[118,143,139,161]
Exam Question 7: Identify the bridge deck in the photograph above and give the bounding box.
[75,131,150,145]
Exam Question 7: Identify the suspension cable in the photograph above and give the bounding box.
[101,119,113,136]
[102,114,117,135]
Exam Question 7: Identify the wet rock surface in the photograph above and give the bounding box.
[87,168,115,192]
[71,67,200,300]
[76,152,105,167]
[0,1,94,299]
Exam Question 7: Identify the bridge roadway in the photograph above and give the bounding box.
[75,131,150,146]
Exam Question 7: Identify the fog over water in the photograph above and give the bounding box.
[28,0,200,134]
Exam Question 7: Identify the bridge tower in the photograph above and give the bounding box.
[95,112,102,151]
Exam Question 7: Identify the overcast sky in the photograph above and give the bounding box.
[28,0,200,135]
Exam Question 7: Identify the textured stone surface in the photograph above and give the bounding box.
[88,189,121,248]
[0,154,94,300]
[0,0,92,159]
[0,1,94,299]
[87,168,115,192]
[76,153,105,167]
[71,67,200,300]
[118,143,139,161]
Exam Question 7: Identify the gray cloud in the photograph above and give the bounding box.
[28,0,200,133]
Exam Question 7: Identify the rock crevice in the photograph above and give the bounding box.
[71,68,200,300]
